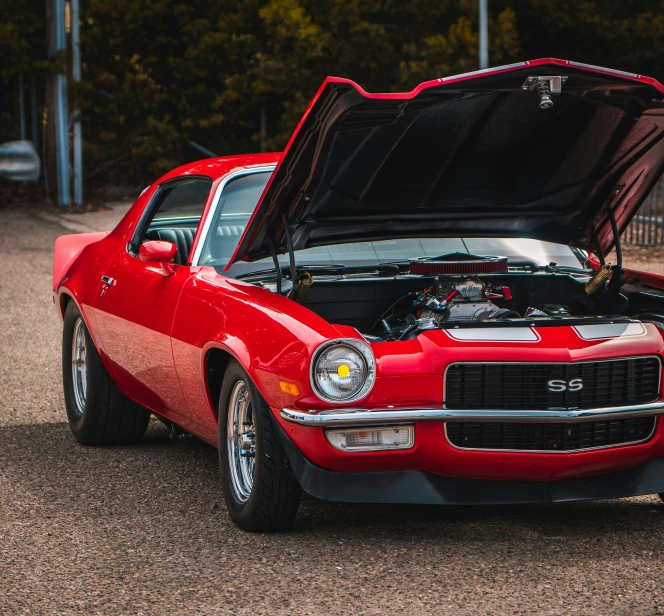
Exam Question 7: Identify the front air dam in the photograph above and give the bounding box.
[274,420,664,505]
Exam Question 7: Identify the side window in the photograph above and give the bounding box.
[134,178,212,265]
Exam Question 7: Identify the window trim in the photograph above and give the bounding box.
[127,174,213,259]
[191,166,276,266]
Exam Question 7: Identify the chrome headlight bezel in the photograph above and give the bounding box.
[310,338,376,403]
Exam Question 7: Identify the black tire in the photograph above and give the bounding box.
[62,301,150,445]
[218,359,301,531]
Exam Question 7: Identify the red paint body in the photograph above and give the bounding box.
[53,62,664,487]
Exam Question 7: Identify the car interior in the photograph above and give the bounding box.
[140,177,213,264]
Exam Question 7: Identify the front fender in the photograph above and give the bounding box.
[171,269,348,428]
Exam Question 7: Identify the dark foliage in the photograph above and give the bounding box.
[1,0,663,184]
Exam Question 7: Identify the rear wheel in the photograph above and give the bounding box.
[62,301,150,445]
[218,359,301,531]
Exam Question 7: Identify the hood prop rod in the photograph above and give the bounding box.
[600,203,627,313]
[589,195,623,268]
[268,237,282,295]
[590,229,606,266]
[586,198,627,314]
[606,206,623,268]
[282,215,299,299]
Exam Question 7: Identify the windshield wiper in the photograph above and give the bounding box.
[294,262,410,276]
[507,260,591,274]
[543,263,592,274]
[236,261,409,280]
[236,260,591,282]
[235,267,283,280]
[507,260,540,270]
[236,264,346,281]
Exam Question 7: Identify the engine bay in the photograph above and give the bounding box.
[244,252,664,341]
[374,273,574,341]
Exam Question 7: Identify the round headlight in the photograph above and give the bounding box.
[311,339,375,403]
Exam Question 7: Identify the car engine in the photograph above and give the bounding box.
[417,276,518,323]
[372,254,570,341]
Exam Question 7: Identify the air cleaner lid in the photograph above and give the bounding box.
[409,253,509,275]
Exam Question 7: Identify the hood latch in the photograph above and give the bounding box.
[522,75,568,109]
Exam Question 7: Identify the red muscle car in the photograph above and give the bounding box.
[54,59,664,531]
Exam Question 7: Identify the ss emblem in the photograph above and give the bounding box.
[547,378,583,392]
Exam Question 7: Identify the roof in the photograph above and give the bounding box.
[159,153,281,183]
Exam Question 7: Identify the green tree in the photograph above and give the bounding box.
[496,0,664,76]
[6,0,664,185]
[0,0,46,144]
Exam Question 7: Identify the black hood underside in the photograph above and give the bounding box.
[232,61,664,264]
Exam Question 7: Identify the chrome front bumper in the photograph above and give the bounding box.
[281,401,664,428]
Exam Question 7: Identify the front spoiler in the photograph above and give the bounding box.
[281,401,664,427]
[275,422,664,504]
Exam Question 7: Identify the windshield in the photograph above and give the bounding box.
[198,171,585,276]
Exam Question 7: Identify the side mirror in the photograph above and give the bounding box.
[139,240,177,277]
[0,140,41,181]
[585,251,602,272]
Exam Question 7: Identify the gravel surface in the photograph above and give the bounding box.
[620,245,664,276]
[1,202,664,615]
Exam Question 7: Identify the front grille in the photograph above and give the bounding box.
[444,357,661,411]
[446,417,657,451]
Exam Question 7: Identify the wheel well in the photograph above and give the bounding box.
[60,293,72,318]
[206,348,234,419]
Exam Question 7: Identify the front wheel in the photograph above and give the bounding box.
[218,360,301,531]
[62,301,150,445]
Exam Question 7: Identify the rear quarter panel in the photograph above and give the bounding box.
[53,232,108,293]
[53,234,123,349]
[53,181,157,338]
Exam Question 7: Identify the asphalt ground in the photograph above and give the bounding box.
[1,201,664,615]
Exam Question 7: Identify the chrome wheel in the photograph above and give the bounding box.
[71,317,88,414]
[226,380,256,502]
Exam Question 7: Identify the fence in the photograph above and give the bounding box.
[624,176,664,246]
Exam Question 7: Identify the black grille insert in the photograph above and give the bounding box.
[444,357,661,411]
[446,417,657,451]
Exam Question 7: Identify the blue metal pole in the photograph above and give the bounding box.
[53,0,70,206]
[72,0,82,205]
[479,0,489,70]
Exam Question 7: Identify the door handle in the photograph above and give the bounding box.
[100,276,115,296]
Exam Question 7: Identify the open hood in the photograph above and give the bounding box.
[230,59,664,266]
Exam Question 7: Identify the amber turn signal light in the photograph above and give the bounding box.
[279,381,300,396]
